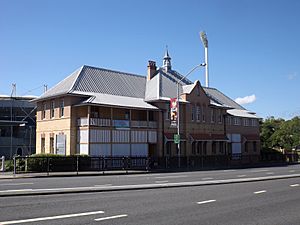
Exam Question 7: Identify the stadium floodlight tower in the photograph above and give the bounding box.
[200,31,209,87]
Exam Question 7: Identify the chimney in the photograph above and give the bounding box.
[147,60,157,81]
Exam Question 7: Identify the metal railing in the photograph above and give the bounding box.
[13,156,150,175]
[77,118,157,128]
[12,153,299,175]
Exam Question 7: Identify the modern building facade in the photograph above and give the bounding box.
[34,52,260,161]
[0,96,36,158]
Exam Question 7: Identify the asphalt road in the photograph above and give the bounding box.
[1,165,300,193]
[1,177,300,225]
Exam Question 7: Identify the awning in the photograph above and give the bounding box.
[243,134,260,141]
[190,133,228,142]
[164,133,186,141]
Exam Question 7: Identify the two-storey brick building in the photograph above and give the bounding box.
[34,51,260,162]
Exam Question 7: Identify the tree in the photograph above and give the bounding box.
[260,116,300,151]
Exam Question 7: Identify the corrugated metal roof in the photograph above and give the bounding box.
[227,109,259,118]
[75,91,158,110]
[203,87,245,110]
[38,67,83,100]
[72,66,146,98]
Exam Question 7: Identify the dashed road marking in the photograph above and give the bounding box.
[266,172,274,175]
[251,169,269,173]
[289,170,295,173]
[155,175,188,179]
[197,200,216,205]
[94,214,128,221]
[0,183,34,186]
[155,180,168,183]
[237,175,246,178]
[201,177,214,180]
[254,190,267,194]
[94,184,112,187]
[290,184,299,187]
[0,210,105,224]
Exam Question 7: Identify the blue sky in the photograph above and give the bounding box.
[1,0,299,119]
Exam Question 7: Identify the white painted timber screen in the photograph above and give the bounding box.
[148,131,157,143]
[112,144,130,156]
[90,129,111,143]
[90,144,111,156]
[112,130,130,142]
[78,129,88,143]
[131,130,147,142]
[131,144,148,156]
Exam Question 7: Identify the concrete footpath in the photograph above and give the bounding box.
[1,171,300,197]
[0,170,149,179]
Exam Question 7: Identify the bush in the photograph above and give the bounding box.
[5,160,14,171]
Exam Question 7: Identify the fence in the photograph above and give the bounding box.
[13,156,149,174]
[12,153,299,175]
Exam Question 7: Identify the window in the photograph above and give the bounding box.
[212,142,217,154]
[251,119,257,127]
[244,142,248,153]
[125,110,130,120]
[196,106,201,121]
[196,86,200,96]
[192,142,196,155]
[166,103,170,120]
[59,99,64,117]
[203,142,207,155]
[244,118,249,126]
[218,109,222,123]
[211,108,215,123]
[50,137,54,153]
[166,142,171,155]
[50,101,55,118]
[219,142,224,153]
[233,117,241,125]
[202,105,206,122]
[191,105,195,121]
[41,137,45,153]
[42,103,46,119]
[197,142,203,155]
[227,116,232,125]
[253,141,257,152]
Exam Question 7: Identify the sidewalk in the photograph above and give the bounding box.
[0,170,150,179]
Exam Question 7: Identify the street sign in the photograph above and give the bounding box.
[174,134,180,144]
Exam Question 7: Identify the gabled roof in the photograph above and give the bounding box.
[203,87,245,110]
[145,68,191,101]
[36,65,146,101]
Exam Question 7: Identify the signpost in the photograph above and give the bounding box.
[174,134,180,144]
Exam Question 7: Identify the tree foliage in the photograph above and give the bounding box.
[260,116,300,151]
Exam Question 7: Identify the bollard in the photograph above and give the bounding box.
[0,156,5,172]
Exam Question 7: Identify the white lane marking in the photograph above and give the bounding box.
[266,172,274,175]
[0,183,34,186]
[155,181,168,183]
[290,184,299,187]
[94,214,128,221]
[254,190,267,194]
[155,175,188,179]
[222,170,236,172]
[289,170,295,173]
[197,200,216,205]
[0,210,105,225]
[201,177,213,180]
[251,169,269,173]
[0,189,33,193]
[237,175,246,178]
[94,184,112,187]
